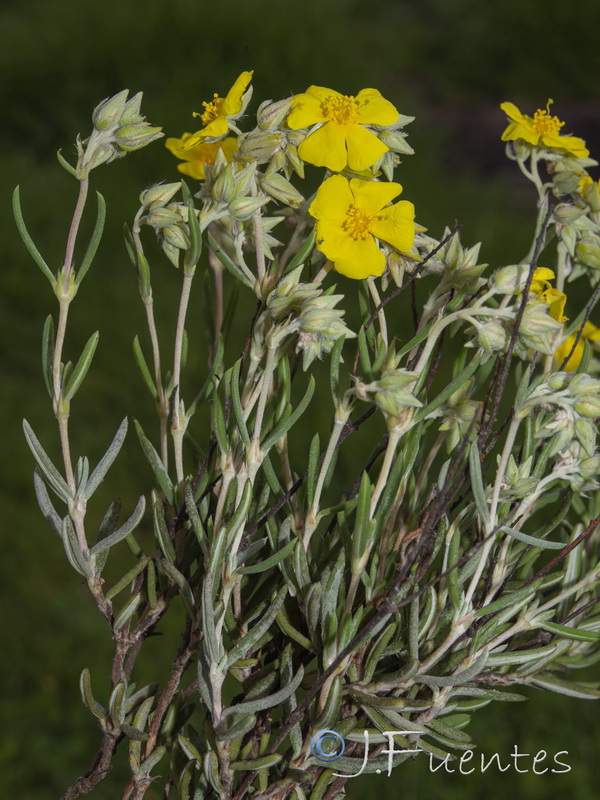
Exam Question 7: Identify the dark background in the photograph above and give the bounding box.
[2,0,600,797]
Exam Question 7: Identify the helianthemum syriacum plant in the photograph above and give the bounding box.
[15,76,600,800]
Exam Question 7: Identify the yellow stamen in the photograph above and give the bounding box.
[342,205,373,240]
[532,99,564,136]
[321,94,359,124]
[201,93,224,125]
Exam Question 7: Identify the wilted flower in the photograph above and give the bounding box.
[308,175,414,279]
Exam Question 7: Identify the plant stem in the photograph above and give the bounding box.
[62,177,89,287]
[172,271,194,487]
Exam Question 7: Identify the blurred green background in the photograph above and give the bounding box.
[2,0,600,797]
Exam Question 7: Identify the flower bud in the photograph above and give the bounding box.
[212,165,237,203]
[119,92,143,125]
[579,455,600,479]
[477,320,508,354]
[140,182,181,209]
[260,173,304,208]
[576,236,600,270]
[238,130,283,162]
[574,395,600,418]
[92,90,129,131]
[257,97,293,130]
[228,196,269,221]
[116,124,163,152]
[379,129,414,155]
[553,203,586,225]
[493,265,530,294]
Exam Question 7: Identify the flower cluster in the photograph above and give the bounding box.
[78,90,163,176]
[166,73,416,281]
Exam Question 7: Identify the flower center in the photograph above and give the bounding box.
[201,93,225,126]
[532,100,564,136]
[342,205,373,240]
[321,94,359,125]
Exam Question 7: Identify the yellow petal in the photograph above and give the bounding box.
[309,174,353,221]
[370,201,415,252]
[354,88,399,125]
[348,178,402,214]
[583,321,600,341]
[222,70,254,116]
[500,102,526,124]
[177,161,206,180]
[287,92,328,129]
[543,287,568,322]
[197,117,230,140]
[345,124,388,171]
[298,123,348,171]
[314,219,352,262]
[542,133,589,158]
[501,122,540,146]
[554,334,584,371]
[334,237,386,279]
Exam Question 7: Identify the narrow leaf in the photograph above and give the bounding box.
[76,191,106,285]
[223,586,288,669]
[261,375,315,452]
[162,560,195,618]
[133,336,159,401]
[135,420,174,504]
[86,418,129,498]
[64,331,99,401]
[207,231,253,288]
[500,525,566,550]
[41,315,55,398]
[33,468,62,536]
[469,441,489,525]
[237,538,297,575]
[91,495,145,556]
[23,420,71,501]
[12,186,55,285]
[223,667,304,717]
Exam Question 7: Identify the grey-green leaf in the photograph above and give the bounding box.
[63,331,99,402]
[86,418,129,499]
[91,495,145,556]
[23,420,72,501]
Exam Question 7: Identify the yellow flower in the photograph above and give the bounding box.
[554,321,600,371]
[309,175,414,279]
[530,267,567,322]
[183,71,253,147]
[500,100,589,158]
[288,86,399,172]
[165,134,238,180]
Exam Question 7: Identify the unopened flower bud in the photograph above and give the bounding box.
[574,395,600,418]
[212,165,237,203]
[553,203,586,225]
[257,97,293,130]
[493,265,530,294]
[228,196,269,221]
[477,320,507,353]
[238,130,284,162]
[93,90,129,131]
[119,92,143,125]
[576,237,600,270]
[116,124,163,152]
[379,129,415,155]
[580,455,600,479]
[260,173,304,208]
[140,182,181,209]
